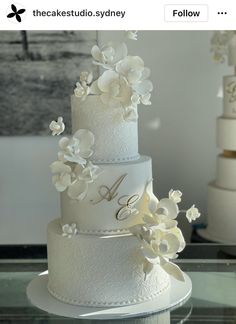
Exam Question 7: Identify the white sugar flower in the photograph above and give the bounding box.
[67,162,102,200]
[91,42,128,69]
[91,70,132,109]
[62,223,78,238]
[50,161,72,192]
[140,229,185,281]
[49,117,65,136]
[58,129,95,165]
[169,189,182,203]
[116,56,145,84]
[186,205,201,223]
[116,56,153,98]
[126,30,138,41]
[74,81,90,101]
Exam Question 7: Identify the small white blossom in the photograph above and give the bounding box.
[49,117,65,136]
[62,223,78,238]
[186,205,201,223]
[169,189,182,203]
[74,82,90,101]
[126,31,138,41]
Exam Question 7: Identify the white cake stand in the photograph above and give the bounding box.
[27,271,192,320]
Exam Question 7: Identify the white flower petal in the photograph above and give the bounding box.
[123,107,138,122]
[141,241,159,261]
[161,261,185,282]
[59,137,70,150]
[141,67,151,81]
[91,45,102,62]
[67,180,88,200]
[90,80,101,95]
[162,233,180,256]
[50,161,71,174]
[156,198,179,219]
[143,260,154,280]
[73,129,95,155]
[133,79,153,95]
[97,70,119,92]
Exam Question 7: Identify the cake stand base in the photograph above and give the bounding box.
[27,271,192,320]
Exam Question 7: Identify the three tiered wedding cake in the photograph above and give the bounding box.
[199,32,236,243]
[47,31,200,307]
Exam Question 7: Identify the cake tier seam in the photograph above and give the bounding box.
[47,280,170,307]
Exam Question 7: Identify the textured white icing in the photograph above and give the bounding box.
[47,219,170,306]
[207,182,236,243]
[61,156,153,233]
[228,35,236,66]
[71,95,139,163]
[223,76,236,118]
[216,117,236,150]
[216,155,236,190]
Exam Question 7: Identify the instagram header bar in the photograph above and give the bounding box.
[0,0,236,30]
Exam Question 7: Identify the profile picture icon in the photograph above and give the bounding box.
[7,3,26,23]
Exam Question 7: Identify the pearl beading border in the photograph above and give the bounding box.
[91,154,140,164]
[47,280,170,307]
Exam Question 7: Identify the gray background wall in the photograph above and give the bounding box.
[0,31,231,243]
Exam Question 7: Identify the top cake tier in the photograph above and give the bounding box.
[223,75,236,118]
[71,95,139,163]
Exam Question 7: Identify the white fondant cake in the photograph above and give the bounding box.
[207,182,236,243]
[228,35,236,66]
[216,154,236,190]
[46,32,199,310]
[217,117,236,150]
[202,32,236,243]
[223,76,236,118]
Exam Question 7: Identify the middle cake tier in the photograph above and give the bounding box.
[60,155,153,234]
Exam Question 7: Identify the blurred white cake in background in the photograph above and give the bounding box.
[199,32,236,243]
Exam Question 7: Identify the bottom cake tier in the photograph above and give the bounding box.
[206,181,236,243]
[47,219,170,307]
